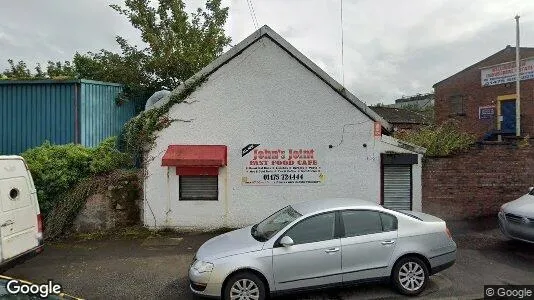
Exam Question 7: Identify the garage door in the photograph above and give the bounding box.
[383,165,412,211]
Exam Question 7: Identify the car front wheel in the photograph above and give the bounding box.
[223,271,266,300]
[392,256,429,296]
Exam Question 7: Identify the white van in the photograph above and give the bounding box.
[0,156,43,269]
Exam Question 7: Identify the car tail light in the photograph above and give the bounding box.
[445,227,452,239]
[37,214,43,233]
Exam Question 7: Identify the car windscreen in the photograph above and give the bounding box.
[252,206,302,241]
[530,188,534,196]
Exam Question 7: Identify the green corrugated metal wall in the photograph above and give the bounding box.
[0,81,77,154]
[79,80,137,148]
[0,79,140,154]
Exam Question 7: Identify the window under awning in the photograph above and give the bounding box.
[161,145,227,176]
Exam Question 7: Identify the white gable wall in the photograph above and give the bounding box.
[144,37,422,229]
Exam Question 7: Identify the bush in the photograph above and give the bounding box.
[90,137,132,174]
[21,138,133,218]
[394,121,475,157]
[22,142,92,216]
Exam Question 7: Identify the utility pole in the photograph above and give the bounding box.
[340,0,345,87]
[515,15,521,137]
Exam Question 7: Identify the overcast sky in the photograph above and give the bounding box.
[1,0,534,104]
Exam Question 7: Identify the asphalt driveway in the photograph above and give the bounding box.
[4,217,534,300]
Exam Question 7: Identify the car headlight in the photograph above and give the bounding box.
[192,260,214,273]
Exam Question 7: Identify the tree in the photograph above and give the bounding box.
[46,61,77,78]
[2,59,76,80]
[109,0,231,90]
[3,59,33,79]
[3,0,231,101]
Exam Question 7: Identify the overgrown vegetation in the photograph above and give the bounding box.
[21,137,132,218]
[44,170,139,240]
[394,121,476,157]
[121,75,207,158]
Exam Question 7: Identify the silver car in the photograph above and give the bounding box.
[498,187,534,243]
[189,198,457,299]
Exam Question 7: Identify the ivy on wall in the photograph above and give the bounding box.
[121,75,208,158]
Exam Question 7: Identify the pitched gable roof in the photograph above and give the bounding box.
[163,25,393,132]
[370,106,430,125]
[433,46,534,88]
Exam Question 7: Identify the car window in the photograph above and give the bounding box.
[380,213,398,232]
[341,210,383,237]
[254,206,302,241]
[283,212,335,245]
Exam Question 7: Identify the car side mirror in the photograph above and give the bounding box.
[529,187,533,193]
[280,236,294,247]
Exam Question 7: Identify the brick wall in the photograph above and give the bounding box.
[422,143,534,220]
[434,47,534,139]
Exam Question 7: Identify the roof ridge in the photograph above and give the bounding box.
[158,25,393,132]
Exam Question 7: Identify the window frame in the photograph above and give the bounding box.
[379,212,399,232]
[178,175,219,201]
[274,211,342,247]
[338,209,398,238]
[449,94,467,116]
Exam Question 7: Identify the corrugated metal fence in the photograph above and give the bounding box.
[0,79,143,154]
[79,81,137,148]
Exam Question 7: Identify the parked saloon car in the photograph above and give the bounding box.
[189,198,457,299]
[498,187,534,243]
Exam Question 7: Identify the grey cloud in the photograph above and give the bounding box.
[2,0,534,105]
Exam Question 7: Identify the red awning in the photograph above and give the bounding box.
[161,145,227,168]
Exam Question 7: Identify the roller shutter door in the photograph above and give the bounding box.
[179,176,218,201]
[383,165,412,210]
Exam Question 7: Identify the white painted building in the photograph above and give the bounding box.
[143,26,425,230]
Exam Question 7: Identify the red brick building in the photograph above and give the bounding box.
[434,46,534,139]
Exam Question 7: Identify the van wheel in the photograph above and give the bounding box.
[392,256,429,296]
[223,272,266,300]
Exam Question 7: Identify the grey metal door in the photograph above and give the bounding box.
[383,165,412,210]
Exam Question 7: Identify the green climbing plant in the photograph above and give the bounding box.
[121,75,208,158]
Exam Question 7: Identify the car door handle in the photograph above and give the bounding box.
[325,247,339,253]
[381,240,395,245]
[1,220,13,227]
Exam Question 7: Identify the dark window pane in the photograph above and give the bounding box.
[450,95,466,114]
[284,212,335,245]
[342,210,382,237]
[380,213,398,231]
[179,176,218,201]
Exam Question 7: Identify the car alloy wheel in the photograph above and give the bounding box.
[224,272,266,300]
[230,279,259,300]
[399,261,425,291]
[392,256,429,295]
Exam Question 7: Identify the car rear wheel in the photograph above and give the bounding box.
[392,256,429,296]
[223,272,266,300]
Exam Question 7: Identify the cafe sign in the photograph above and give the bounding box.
[241,144,325,185]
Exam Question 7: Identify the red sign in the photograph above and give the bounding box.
[374,122,382,138]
